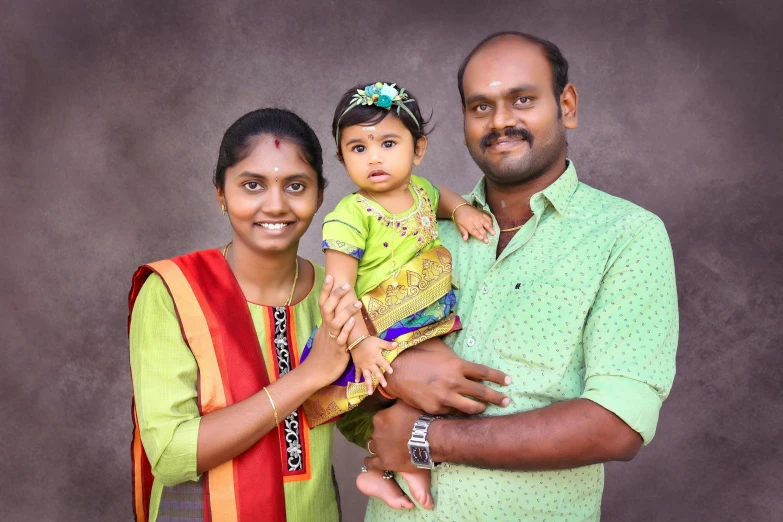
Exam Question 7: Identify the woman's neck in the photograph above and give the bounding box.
[225,239,300,306]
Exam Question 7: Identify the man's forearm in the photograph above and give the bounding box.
[428,398,642,471]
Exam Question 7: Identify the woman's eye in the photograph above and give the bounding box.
[352,145,366,153]
[245,181,261,191]
[288,182,305,193]
[381,140,395,148]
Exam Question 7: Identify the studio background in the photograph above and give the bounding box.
[2,1,780,521]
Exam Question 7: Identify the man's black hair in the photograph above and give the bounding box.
[457,31,569,106]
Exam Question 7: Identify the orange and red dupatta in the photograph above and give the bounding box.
[128,249,286,522]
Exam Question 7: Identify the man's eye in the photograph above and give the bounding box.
[515,97,531,105]
[288,182,304,192]
[381,140,395,148]
[352,145,366,153]
[475,103,490,112]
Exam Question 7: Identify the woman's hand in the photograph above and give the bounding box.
[300,276,358,385]
[453,204,495,243]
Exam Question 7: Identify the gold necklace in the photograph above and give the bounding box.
[285,258,299,306]
[499,224,524,233]
[223,242,299,306]
[362,187,416,282]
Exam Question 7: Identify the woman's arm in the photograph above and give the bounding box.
[131,275,357,481]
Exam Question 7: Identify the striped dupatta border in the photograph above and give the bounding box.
[128,249,286,521]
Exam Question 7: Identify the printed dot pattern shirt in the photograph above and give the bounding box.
[351,161,679,522]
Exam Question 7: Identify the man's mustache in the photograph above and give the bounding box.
[479,127,534,151]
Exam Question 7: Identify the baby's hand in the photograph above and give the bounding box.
[350,336,397,394]
[453,204,495,243]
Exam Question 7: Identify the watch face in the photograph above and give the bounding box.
[411,445,430,464]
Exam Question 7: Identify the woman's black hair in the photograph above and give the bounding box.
[213,108,326,190]
[331,83,431,158]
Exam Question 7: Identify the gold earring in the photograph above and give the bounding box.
[221,204,227,215]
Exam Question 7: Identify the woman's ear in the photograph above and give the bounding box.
[215,186,226,212]
[412,136,428,166]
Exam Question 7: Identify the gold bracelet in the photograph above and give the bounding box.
[451,202,469,221]
[263,387,279,426]
[347,334,370,352]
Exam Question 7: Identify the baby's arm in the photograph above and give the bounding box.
[436,185,495,243]
[325,250,395,393]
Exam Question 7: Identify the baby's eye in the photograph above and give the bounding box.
[381,140,395,148]
[352,145,366,153]
[288,182,305,193]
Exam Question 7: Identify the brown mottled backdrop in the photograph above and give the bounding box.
[1,0,781,520]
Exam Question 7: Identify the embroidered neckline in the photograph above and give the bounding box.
[356,182,423,223]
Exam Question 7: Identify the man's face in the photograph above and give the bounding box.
[462,37,571,185]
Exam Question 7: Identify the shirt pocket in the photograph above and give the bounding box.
[491,282,587,374]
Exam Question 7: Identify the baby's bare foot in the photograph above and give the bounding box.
[357,469,414,510]
[399,469,434,510]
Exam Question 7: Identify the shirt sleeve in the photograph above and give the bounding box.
[129,273,202,486]
[322,197,369,260]
[411,174,440,212]
[579,217,679,445]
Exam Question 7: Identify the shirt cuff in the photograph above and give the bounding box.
[581,375,662,445]
[151,417,202,485]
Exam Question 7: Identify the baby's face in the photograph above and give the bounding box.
[339,114,425,197]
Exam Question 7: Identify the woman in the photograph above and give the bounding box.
[128,108,375,521]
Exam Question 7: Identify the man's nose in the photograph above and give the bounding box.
[491,103,517,132]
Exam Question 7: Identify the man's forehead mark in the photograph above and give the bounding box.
[489,81,502,87]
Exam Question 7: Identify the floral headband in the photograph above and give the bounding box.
[335,82,420,146]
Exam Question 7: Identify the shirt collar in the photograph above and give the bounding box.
[467,160,579,217]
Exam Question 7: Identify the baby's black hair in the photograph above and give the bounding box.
[331,83,430,159]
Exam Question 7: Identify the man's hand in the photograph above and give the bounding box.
[364,401,423,473]
[384,338,511,415]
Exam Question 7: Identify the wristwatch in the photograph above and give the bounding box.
[407,414,440,469]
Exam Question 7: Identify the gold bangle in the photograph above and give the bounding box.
[263,387,279,426]
[347,334,370,352]
[451,202,469,221]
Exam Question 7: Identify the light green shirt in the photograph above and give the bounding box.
[340,162,679,521]
[129,265,339,522]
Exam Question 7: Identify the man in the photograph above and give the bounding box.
[338,31,678,521]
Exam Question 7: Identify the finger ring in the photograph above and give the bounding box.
[360,465,368,473]
[382,470,394,480]
[366,439,376,456]
[328,331,338,339]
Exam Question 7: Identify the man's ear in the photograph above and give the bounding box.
[560,84,578,129]
[412,136,428,166]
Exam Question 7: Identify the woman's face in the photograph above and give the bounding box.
[217,135,322,254]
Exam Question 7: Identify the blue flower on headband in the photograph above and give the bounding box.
[380,84,398,99]
[377,94,392,108]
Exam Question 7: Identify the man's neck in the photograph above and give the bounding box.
[486,159,568,230]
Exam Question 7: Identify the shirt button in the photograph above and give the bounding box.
[481,285,488,294]
[466,337,476,347]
